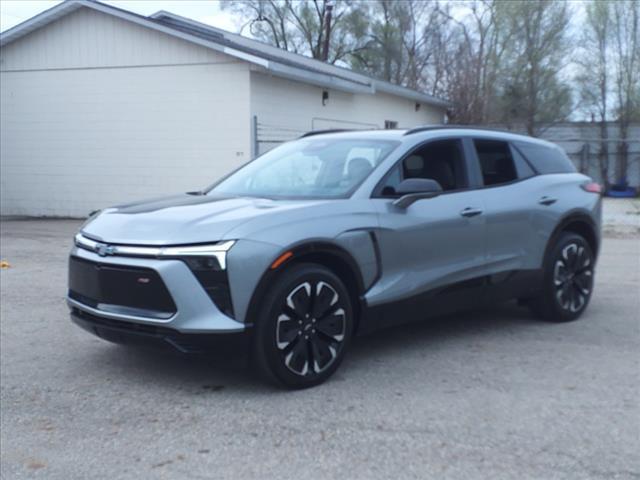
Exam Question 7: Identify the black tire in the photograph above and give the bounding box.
[530,232,595,322]
[251,263,354,389]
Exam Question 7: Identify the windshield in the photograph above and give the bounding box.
[209,138,399,198]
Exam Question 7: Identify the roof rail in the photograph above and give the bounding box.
[403,125,452,135]
[403,124,519,136]
[299,129,353,138]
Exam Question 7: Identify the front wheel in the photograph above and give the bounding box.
[251,263,354,389]
[530,232,595,322]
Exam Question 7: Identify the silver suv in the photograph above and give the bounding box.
[68,127,602,388]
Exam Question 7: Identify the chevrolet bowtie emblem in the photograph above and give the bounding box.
[95,243,116,257]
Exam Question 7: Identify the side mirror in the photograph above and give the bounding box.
[392,178,442,208]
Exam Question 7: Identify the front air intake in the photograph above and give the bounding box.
[181,257,235,318]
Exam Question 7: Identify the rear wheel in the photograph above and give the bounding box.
[530,232,595,322]
[251,263,354,389]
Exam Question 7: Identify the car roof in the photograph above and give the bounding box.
[299,126,558,149]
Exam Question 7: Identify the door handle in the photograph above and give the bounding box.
[539,196,557,206]
[460,207,483,218]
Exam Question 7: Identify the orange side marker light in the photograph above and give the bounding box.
[270,251,293,270]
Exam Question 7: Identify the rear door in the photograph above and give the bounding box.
[367,138,487,327]
[468,138,545,302]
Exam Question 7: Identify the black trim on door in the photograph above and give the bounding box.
[359,269,543,334]
[461,137,484,188]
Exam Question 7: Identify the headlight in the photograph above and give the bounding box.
[159,242,235,270]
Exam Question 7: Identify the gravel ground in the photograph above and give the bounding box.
[602,198,640,237]
[1,218,639,480]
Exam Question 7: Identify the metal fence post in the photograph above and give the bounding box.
[579,143,590,174]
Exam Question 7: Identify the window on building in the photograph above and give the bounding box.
[384,120,398,129]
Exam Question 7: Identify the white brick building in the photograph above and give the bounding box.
[0,1,448,217]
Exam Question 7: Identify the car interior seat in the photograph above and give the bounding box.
[347,157,374,183]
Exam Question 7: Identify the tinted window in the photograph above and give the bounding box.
[474,140,518,186]
[514,142,576,174]
[510,144,536,178]
[379,139,468,196]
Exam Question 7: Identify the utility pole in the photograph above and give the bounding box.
[321,1,333,62]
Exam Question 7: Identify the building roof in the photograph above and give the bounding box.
[0,0,450,109]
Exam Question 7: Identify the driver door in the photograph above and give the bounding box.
[367,138,487,328]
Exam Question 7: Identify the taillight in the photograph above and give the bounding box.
[581,182,602,194]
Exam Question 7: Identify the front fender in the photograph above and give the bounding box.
[226,239,282,324]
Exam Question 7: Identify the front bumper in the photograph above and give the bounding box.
[68,246,246,335]
[70,308,248,354]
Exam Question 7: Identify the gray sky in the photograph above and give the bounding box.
[0,1,239,33]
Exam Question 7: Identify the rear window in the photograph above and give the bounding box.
[514,142,576,174]
[473,139,518,186]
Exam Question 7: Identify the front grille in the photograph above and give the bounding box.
[68,256,176,317]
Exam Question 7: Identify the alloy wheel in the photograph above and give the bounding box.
[276,281,347,377]
[553,243,593,313]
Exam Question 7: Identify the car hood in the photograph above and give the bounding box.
[81,193,329,245]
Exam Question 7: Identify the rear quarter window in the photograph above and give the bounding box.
[514,142,576,174]
[509,144,536,178]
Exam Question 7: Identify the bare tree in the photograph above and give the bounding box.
[576,0,613,187]
[221,0,369,64]
[347,1,445,90]
[399,1,443,90]
[497,0,573,135]
[347,1,403,83]
[611,0,640,184]
[223,0,634,147]
[437,1,511,124]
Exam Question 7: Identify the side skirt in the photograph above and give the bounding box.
[358,269,543,334]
